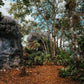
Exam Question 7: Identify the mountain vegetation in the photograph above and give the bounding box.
[0,0,84,84]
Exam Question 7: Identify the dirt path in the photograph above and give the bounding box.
[0,65,80,84]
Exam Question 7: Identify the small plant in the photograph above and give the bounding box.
[58,67,71,78]
[44,54,51,62]
[34,56,43,65]
[54,49,72,66]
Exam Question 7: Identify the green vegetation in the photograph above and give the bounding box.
[54,49,73,65]
[59,62,84,83]
[0,0,84,83]
[21,47,52,67]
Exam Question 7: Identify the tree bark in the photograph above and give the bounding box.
[57,29,58,48]
[75,29,83,60]
[45,20,53,56]
[69,11,77,61]
[52,23,56,57]
[60,28,64,49]
[63,37,64,48]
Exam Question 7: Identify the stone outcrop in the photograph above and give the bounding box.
[27,32,49,51]
[27,32,49,42]
[0,16,23,69]
[27,32,42,42]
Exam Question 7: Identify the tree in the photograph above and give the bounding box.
[64,0,84,67]
[9,0,65,57]
[64,0,77,61]
[19,21,38,37]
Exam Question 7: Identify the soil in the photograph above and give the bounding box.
[0,65,80,84]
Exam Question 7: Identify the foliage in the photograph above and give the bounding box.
[8,0,84,83]
[59,61,84,83]
[33,40,40,49]
[34,53,44,65]
[72,14,81,24]
[78,33,84,55]
[59,67,71,78]
[21,47,52,67]
[43,54,51,62]
[9,0,66,57]
[65,0,76,11]
[54,49,72,66]
[9,0,62,32]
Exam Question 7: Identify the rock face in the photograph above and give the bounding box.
[0,16,23,69]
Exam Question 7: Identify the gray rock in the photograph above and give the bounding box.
[27,32,49,51]
[27,32,42,42]
[41,31,49,38]
[0,16,23,69]
[27,32,49,42]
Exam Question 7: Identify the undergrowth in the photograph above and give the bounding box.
[58,61,84,84]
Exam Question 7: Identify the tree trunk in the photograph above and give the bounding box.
[75,29,83,60]
[53,23,56,57]
[57,30,58,48]
[63,38,64,48]
[60,28,64,49]
[45,20,53,57]
[53,29,56,56]
[41,38,47,54]
[69,11,77,61]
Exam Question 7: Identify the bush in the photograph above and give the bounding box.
[34,56,43,65]
[58,67,71,78]
[59,62,84,83]
[54,49,73,66]
[58,66,79,79]
[34,52,44,65]
[27,51,44,66]
[44,54,51,62]
[21,47,53,66]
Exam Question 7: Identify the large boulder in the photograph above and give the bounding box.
[0,16,23,69]
[27,32,49,51]
[27,32,49,42]
[41,31,49,38]
[27,32,42,50]
[27,32,42,42]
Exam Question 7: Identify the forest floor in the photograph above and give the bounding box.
[0,65,80,84]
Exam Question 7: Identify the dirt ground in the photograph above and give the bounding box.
[0,65,80,84]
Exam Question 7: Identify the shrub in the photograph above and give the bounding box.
[58,67,71,78]
[34,56,43,65]
[44,54,51,62]
[22,47,53,66]
[59,62,84,83]
[54,49,73,66]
